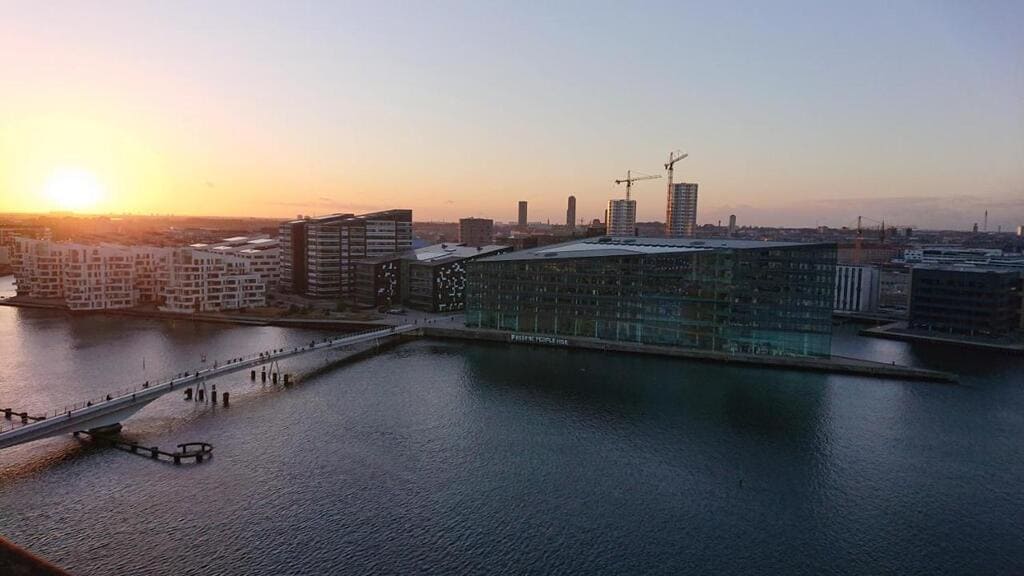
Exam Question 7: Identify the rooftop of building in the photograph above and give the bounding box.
[285,209,413,226]
[914,264,1024,274]
[410,243,508,266]
[479,236,828,262]
[356,243,509,266]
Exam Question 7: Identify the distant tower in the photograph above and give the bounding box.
[728,214,737,237]
[666,183,698,237]
[606,199,637,237]
[566,195,576,229]
[517,201,528,229]
[984,210,989,232]
[972,222,979,233]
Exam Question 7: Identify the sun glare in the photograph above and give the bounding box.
[43,168,105,211]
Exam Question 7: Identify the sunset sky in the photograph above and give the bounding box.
[1,1,1021,229]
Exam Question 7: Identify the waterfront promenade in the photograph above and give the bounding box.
[0,296,957,385]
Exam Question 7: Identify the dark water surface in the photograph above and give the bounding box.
[1,298,1022,575]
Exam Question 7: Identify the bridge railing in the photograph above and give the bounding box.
[0,325,408,435]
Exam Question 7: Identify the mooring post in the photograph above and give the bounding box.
[150,447,159,459]
[3,408,10,419]
[211,385,217,404]
[173,454,181,465]
[184,388,193,401]
[222,392,230,407]
[284,374,290,385]
[250,370,256,381]
[198,388,205,402]
[272,372,278,384]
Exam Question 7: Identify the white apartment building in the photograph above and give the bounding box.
[834,264,879,312]
[191,235,280,289]
[160,248,265,313]
[12,239,66,299]
[666,182,698,237]
[606,199,637,237]
[12,238,270,312]
[61,244,139,310]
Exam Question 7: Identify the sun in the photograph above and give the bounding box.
[43,167,105,211]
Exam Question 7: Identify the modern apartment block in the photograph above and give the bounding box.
[160,248,265,313]
[566,195,576,228]
[833,264,879,312]
[466,237,837,357]
[280,210,413,298]
[606,199,636,237]
[458,218,494,247]
[11,238,272,312]
[189,236,280,289]
[666,182,698,237]
[518,201,528,229]
[279,219,310,294]
[909,266,1022,336]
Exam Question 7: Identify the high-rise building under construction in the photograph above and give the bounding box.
[606,199,636,237]
[666,183,698,237]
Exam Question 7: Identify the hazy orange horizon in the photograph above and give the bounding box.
[2,2,1021,230]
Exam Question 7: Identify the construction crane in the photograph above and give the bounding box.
[664,150,688,193]
[614,170,662,201]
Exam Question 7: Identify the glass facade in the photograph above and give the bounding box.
[465,243,837,357]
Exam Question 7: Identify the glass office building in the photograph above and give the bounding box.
[465,237,837,357]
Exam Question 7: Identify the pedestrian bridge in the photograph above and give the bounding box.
[0,324,417,450]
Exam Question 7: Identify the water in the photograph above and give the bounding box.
[1,284,1022,574]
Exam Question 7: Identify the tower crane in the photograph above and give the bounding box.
[664,150,688,193]
[614,170,661,201]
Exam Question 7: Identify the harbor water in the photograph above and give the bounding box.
[0,275,1022,574]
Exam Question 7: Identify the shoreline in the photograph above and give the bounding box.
[0,297,957,383]
[0,297,389,330]
[861,322,1024,354]
[418,326,958,384]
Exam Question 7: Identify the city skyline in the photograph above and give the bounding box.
[1,1,1022,229]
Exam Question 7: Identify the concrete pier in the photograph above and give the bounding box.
[420,326,958,383]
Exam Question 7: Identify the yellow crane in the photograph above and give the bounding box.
[614,170,662,201]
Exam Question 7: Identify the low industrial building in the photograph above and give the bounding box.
[908,266,1023,336]
[465,237,837,357]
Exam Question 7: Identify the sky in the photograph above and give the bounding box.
[1,1,1022,229]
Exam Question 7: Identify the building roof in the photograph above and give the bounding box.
[410,243,508,266]
[914,264,1024,274]
[479,236,827,262]
[355,243,508,267]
